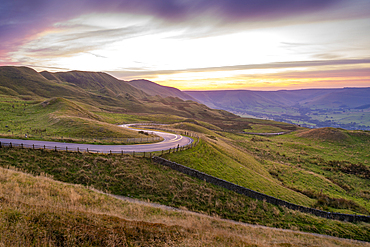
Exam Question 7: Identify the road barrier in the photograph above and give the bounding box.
[0,134,162,144]
[152,156,370,223]
[0,132,199,156]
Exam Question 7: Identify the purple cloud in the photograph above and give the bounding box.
[0,0,365,62]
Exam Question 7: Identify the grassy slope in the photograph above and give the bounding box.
[246,124,287,133]
[0,66,88,99]
[223,128,370,214]
[127,79,196,101]
[49,70,148,99]
[0,95,152,142]
[1,66,240,126]
[2,168,368,247]
[43,69,238,123]
[164,135,314,207]
[1,65,370,242]
[0,147,369,243]
[162,124,370,215]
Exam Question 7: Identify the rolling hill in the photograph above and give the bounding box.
[1,65,370,243]
[0,66,237,124]
[185,88,370,110]
[127,79,196,101]
[185,88,370,130]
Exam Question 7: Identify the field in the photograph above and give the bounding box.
[1,68,370,244]
[245,124,287,133]
[1,146,370,243]
[0,95,159,144]
[164,124,370,217]
[309,109,370,125]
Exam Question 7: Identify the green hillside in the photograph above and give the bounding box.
[1,65,370,243]
[0,95,150,142]
[162,124,370,216]
[127,79,196,101]
[0,66,88,99]
[0,66,247,142]
[46,70,148,99]
[1,66,238,124]
[1,147,369,243]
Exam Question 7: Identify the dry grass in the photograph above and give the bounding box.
[0,167,368,246]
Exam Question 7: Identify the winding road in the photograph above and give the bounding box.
[0,124,193,154]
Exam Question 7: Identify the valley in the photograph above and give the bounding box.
[186,88,370,130]
[0,66,369,245]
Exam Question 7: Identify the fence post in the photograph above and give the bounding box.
[77,147,79,153]
[133,151,135,157]
[0,141,2,148]
[21,143,23,149]
[110,150,112,155]
[44,145,46,149]
[55,146,57,151]
[143,152,145,158]
[10,142,12,148]
[87,148,89,153]
[121,150,123,155]
[33,144,34,149]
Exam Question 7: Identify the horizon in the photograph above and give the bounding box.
[1,0,370,91]
[4,64,370,92]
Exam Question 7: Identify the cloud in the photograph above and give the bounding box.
[2,0,364,57]
[107,58,370,79]
[261,68,370,79]
[18,25,152,57]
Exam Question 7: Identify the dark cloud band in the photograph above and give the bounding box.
[0,0,348,53]
[107,58,370,78]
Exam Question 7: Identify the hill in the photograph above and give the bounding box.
[185,88,370,110]
[127,79,196,101]
[302,87,370,108]
[296,127,350,142]
[1,66,370,243]
[0,66,89,99]
[0,66,239,124]
[185,88,370,130]
[45,70,148,99]
[1,147,370,244]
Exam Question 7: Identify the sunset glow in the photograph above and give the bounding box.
[1,0,370,90]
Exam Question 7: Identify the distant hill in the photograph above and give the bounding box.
[301,87,370,108]
[185,88,370,130]
[185,88,370,110]
[127,79,196,101]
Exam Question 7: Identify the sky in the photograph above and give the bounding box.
[1,0,370,91]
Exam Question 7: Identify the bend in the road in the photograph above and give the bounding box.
[0,124,193,153]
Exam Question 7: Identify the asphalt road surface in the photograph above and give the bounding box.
[0,124,193,153]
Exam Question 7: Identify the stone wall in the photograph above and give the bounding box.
[153,156,370,223]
